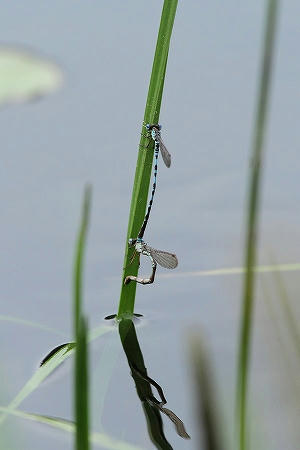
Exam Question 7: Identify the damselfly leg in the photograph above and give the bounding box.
[124,262,156,285]
[124,238,178,286]
[123,249,140,270]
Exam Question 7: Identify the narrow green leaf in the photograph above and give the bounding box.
[0,343,75,425]
[118,0,178,316]
[236,1,279,449]
[72,187,92,449]
[0,407,144,450]
[0,326,111,427]
[73,185,91,338]
[190,335,224,450]
[75,316,89,450]
[159,263,300,279]
[0,314,66,337]
[270,266,300,359]
[260,277,300,391]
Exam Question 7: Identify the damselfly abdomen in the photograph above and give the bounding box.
[138,124,171,240]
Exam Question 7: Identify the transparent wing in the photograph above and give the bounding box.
[157,133,171,168]
[146,245,178,269]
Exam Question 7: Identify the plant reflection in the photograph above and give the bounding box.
[119,318,190,449]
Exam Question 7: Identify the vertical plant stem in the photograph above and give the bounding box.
[73,185,91,336]
[118,0,178,317]
[236,1,279,449]
[190,335,224,450]
[73,186,91,450]
[75,316,89,450]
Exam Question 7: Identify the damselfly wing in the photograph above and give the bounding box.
[156,131,171,168]
[146,245,178,269]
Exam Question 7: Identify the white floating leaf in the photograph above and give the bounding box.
[0,47,63,105]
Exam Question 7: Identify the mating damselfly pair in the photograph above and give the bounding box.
[124,124,178,286]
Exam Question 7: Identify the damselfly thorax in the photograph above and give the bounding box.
[124,238,178,285]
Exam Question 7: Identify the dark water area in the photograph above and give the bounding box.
[1,1,300,449]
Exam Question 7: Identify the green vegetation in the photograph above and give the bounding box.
[73,188,91,450]
[2,1,299,450]
[236,1,279,449]
[117,0,178,317]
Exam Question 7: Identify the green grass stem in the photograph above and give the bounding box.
[270,265,300,359]
[190,335,224,450]
[236,1,279,449]
[117,0,178,317]
[73,185,91,337]
[75,316,89,450]
[73,186,91,450]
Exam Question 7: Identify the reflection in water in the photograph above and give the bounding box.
[119,318,190,449]
[104,313,143,320]
[39,342,75,367]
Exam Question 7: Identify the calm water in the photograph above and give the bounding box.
[1,1,300,449]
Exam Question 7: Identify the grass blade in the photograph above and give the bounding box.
[190,335,224,450]
[0,325,111,427]
[269,264,300,359]
[0,314,66,337]
[73,185,91,336]
[236,1,279,448]
[73,187,91,449]
[75,316,89,450]
[0,407,144,450]
[118,0,178,317]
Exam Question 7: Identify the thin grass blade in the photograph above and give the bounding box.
[0,407,143,450]
[73,185,91,337]
[118,0,178,316]
[236,1,279,449]
[75,316,89,450]
[189,335,224,450]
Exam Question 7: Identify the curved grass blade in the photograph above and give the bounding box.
[158,262,300,279]
[0,343,76,425]
[0,325,111,427]
[190,335,225,450]
[269,261,300,359]
[0,407,144,450]
[236,2,279,449]
[40,342,75,367]
[0,314,66,337]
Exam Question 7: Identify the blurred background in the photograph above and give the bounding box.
[1,1,299,449]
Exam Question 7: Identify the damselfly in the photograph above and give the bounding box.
[124,238,178,285]
[138,124,171,240]
[146,124,171,168]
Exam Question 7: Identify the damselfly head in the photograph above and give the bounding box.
[146,123,162,131]
[128,238,137,246]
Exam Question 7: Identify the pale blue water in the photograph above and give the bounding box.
[1,1,300,449]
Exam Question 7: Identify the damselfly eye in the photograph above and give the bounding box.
[128,238,136,246]
[146,124,150,130]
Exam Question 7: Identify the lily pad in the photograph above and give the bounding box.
[0,47,63,105]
